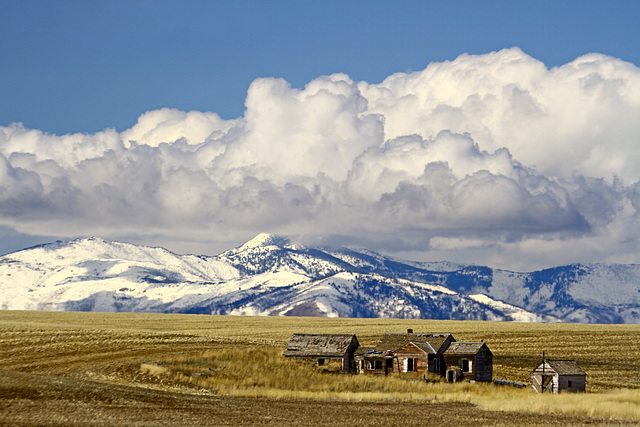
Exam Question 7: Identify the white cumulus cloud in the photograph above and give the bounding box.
[1,48,640,271]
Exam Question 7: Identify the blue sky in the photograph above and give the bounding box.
[1,1,640,271]
[2,1,639,134]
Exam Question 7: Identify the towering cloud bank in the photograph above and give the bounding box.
[1,48,639,270]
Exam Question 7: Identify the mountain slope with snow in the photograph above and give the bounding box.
[0,234,638,323]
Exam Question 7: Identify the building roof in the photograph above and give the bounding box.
[356,350,395,360]
[532,359,586,376]
[283,333,358,358]
[444,342,489,355]
[354,346,376,356]
[408,341,437,354]
[374,333,454,354]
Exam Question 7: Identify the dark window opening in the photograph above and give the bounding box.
[407,358,415,372]
[374,360,383,370]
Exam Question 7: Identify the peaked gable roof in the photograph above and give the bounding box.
[375,333,454,354]
[445,342,490,355]
[407,341,437,354]
[283,333,358,358]
[532,359,586,376]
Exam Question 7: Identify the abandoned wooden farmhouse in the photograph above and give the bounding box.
[283,331,591,392]
[282,333,359,372]
[355,332,454,377]
[284,330,493,382]
[531,359,586,393]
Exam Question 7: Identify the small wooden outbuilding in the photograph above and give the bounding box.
[531,359,586,393]
[443,342,493,382]
[445,366,463,383]
[283,333,359,372]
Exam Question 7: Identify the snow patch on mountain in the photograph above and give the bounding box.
[468,294,556,322]
[568,264,640,305]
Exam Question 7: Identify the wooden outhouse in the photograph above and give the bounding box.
[283,333,359,372]
[443,342,493,382]
[446,366,463,383]
[531,359,586,393]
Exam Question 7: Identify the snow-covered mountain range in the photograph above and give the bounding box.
[1,234,639,323]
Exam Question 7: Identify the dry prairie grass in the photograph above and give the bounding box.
[1,310,639,425]
[157,346,640,421]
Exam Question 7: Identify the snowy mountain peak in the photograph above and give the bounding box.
[24,236,177,263]
[239,233,291,250]
[1,237,639,323]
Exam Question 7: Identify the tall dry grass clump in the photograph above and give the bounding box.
[158,347,491,404]
[159,347,440,398]
[139,363,170,377]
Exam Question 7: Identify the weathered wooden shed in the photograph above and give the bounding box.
[531,359,586,393]
[443,342,493,382]
[355,332,455,376]
[283,333,359,372]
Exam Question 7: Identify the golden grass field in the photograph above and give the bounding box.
[1,310,639,426]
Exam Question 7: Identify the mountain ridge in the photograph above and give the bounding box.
[1,234,638,323]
